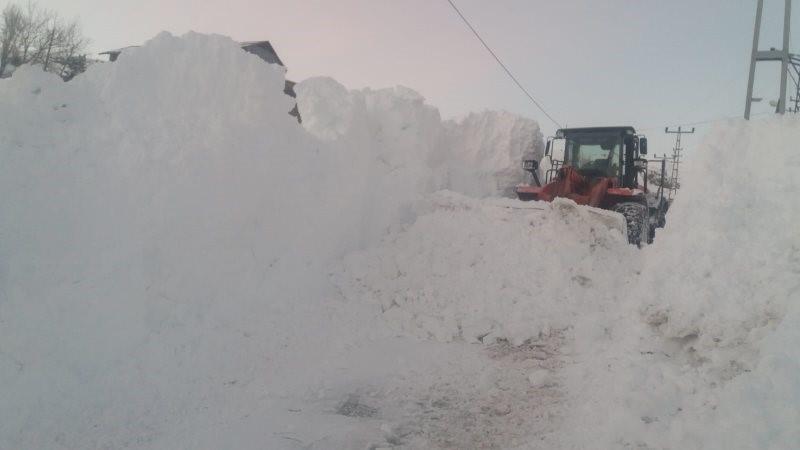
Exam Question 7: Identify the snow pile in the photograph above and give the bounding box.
[565,117,800,449]
[443,110,543,197]
[296,77,543,201]
[334,192,632,346]
[0,32,549,449]
[295,77,446,246]
[86,34,296,134]
[0,33,364,449]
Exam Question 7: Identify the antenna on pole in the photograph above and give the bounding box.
[745,0,793,119]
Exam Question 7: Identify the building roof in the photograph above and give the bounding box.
[99,41,287,68]
[98,46,140,56]
[239,41,285,67]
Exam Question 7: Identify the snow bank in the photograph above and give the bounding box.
[295,77,446,247]
[0,33,357,449]
[0,32,545,449]
[296,77,543,201]
[294,77,543,246]
[565,117,800,449]
[443,110,544,197]
[334,192,632,346]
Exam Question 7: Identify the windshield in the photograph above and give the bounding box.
[564,133,621,178]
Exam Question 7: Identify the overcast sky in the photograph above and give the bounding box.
[29,0,799,154]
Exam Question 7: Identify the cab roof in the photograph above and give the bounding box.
[558,126,637,135]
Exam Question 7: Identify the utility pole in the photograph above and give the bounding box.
[649,154,671,204]
[745,0,793,119]
[789,55,800,112]
[664,127,694,201]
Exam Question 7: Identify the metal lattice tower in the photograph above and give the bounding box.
[745,0,793,119]
[665,127,694,200]
[789,55,800,112]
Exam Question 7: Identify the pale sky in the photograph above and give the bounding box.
[24,0,800,154]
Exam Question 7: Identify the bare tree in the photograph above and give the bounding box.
[53,20,88,78]
[17,2,48,63]
[37,15,60,71]
[0,4,24,76]
[0,1,89,79]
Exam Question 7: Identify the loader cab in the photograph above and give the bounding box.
[545,127,647,189]
[519,126,659,245]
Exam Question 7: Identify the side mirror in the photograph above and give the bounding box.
[522,159,539,172]
[639,137,648,155]
[544,140,551,156]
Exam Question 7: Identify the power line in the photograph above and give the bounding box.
[639,118,720,132]
[638,111,771,132]
[444,0,562,129]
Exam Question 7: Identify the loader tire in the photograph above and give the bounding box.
[612,202,648,247]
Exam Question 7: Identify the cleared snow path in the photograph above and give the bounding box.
[267,336,568,450]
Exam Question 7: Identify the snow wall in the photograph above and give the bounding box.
[295,76,544,202]
[0,32,543,448]
[564,117,800,449]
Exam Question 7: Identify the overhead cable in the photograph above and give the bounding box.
[444,0,563,129]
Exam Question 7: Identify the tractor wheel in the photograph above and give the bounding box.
[612,202,648,246]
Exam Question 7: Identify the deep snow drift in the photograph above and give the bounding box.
[295,76,544,199]
[2,31,799,450]
[0,32,551,449]
[562,117,800,450]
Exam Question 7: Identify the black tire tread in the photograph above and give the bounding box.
[612,202,648,246]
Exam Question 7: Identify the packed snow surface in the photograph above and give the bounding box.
[2,31,799,450]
